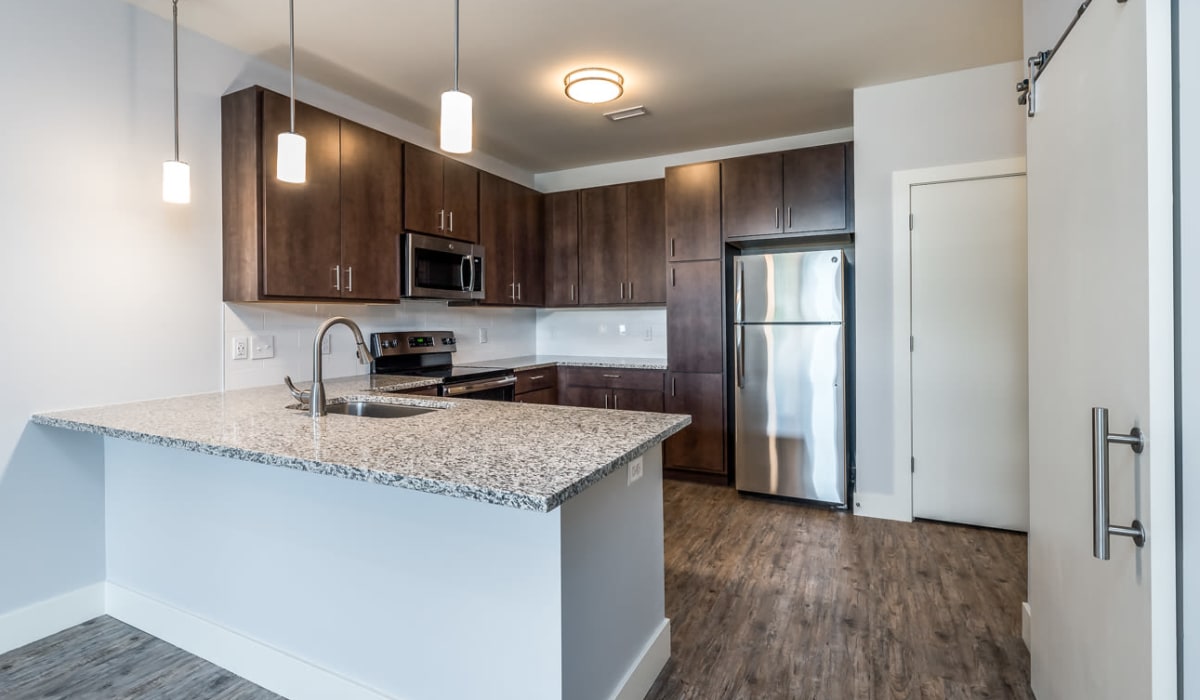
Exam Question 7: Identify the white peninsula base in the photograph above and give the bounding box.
[101,438,669,700]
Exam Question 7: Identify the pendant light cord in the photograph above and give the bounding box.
[289,0,296,132]
[172,0,180,161]
[453,0,459,91]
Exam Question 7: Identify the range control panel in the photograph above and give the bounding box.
[371,331,458,357]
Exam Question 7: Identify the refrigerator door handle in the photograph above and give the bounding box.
[736,325,745,388]
[735,260,745,324]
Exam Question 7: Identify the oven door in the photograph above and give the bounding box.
[441,375,517,401]
[402,232,485,300]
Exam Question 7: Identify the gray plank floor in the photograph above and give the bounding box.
[0,616,280,699]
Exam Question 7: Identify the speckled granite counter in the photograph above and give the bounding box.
[480,355,669,371]
[32,375,689,512]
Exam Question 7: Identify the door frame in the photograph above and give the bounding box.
[883,157,1027,523]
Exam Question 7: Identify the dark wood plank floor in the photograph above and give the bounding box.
[0,481,1031,699]
[647,480,1033,700]
[0,616,280,699]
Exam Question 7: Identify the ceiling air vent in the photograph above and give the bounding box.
[603,105,648,122]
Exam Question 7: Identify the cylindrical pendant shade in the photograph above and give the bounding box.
[162,159,191,204]
[440,90,473,154]
[277,131,307,183]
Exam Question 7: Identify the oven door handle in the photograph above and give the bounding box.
[443,375,517,396]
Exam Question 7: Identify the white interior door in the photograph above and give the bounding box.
[911,175,1029,531]
[1026,0,1175,698]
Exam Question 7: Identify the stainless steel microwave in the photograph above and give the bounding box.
[401,232,485,300]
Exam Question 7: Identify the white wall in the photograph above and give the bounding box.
[851,63,1026,515]
[1024,0,1086,57]
[536,308,667,358]
[535,128,854,192]
[224,303,537,389]
[0,0,532,624]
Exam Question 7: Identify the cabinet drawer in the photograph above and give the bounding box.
[515,367,558,394]
[516,387,558,405]
[559,367,664,392]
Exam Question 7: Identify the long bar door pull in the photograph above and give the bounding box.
[1092,406,1146,560]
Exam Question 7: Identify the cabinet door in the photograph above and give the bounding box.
[721,152,783,239]
[478,172,515,304]
[665,372,726,474]
[613,388,664,413]
[783,143,849,234]
[514,185,546,306]
[544,191,580,306]
[339,120,401,300]
[403,145,444,236]
[666,162,722,261]
[667,260,724,373]
[261,90,342,298]
[560,385,610,409]
[625,179,666,304]
[516,388,558,405]
[443,158,480,243]
[579,185,627,305]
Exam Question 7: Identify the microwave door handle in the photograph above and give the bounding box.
[460,255,471,292]
[467,255,477,293]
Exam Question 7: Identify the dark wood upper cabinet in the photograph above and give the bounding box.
[667,260,724,373]
[479,173,544,306]
[579,185,627,305]
[721,152,783,239]
[665,372,726,475]
[722,143,854,240]
[579,179,666,306]
[223,86,401,303]
[666,161,722,262]
[403,145,479,243]
[544,191,580,306]
[625,179,666,304]
[783,143,851,234]
[339,119,402,301]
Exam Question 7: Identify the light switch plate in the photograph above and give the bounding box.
[251,335,275,360]
[231,336,249,360]
[618,324,628,336]
[478,328,488,344]
[628,456,644,485]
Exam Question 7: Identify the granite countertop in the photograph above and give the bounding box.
[479,355,669,372]
[32,375,690,513]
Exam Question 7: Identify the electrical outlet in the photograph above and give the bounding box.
[618,324,628,336]
[627,456,644,485]
[321,335,332,355]
[251,335,275,360]
[230,336,249,360]
[643,327,653,341]
[478,328,488,344]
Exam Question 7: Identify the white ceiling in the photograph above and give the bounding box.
[130,0,1022,173]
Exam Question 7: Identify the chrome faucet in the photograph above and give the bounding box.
[284,316,375,418]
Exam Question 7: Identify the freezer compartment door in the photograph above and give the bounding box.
[736,250,844,324]
[734,324,846,504]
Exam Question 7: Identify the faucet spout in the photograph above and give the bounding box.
[284,316,374,419]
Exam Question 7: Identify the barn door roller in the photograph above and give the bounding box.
[1015,0,1128,117]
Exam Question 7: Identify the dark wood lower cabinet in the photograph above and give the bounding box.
[614,388,664,413]
[516,388,558,405]
[664,372,726,476]
[558,367,665,412]
[560,385,610,409]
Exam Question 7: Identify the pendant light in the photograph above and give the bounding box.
[162,0,190,204]
[276,0,306,183]
[439,0,472,154]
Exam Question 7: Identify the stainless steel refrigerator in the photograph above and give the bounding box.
[733,250,847,506]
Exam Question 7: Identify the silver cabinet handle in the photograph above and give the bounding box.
[788,206,793,229]
[449,210,454,232]
[509,282,516,300]
[604,393,609,409]
[670,238,676,258]
[619,282,625,300]
[775,207,780,229]
[346,267,354,292]
[628,281,633,300]
[438,209,445,231]
[671,376,676,397]
[1092,406,1147,560]
[516,282,522,301]
[528,375,545,381]
[736,325,745,388]
[570,284,575,301]
[671,268,676,287]
[602,374,621,379]
[332,265,341,291]
[614,393,619,409]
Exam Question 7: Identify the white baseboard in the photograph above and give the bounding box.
[105,583,392,700]
[1022,601,1031,651]
[852,491,914,523]
[0,583,106,655]
[612,618,671,700]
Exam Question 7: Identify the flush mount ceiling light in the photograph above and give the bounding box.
[162,0,190,204]
[564,67,624,104]
[440,0,472,154]
[276,0,306,183]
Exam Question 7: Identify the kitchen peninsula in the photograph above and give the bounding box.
[33,376,689,700]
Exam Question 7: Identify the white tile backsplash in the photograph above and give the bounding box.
[223,302,538,390]
[536,308,667,358]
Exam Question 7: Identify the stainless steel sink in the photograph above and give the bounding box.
[303,401,442,419]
